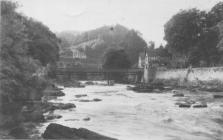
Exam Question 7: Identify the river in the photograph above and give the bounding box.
[37,81,223,140]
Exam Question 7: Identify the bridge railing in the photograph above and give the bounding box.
[56,68,143,73]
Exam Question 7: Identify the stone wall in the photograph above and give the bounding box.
[155,67,223,82]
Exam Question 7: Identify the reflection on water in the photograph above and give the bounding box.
[38,82,223,140]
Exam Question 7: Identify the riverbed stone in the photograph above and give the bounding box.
[172,90,179,94]
[42,123,117,140]
[213,94,223,99]
[178,103,191,108]
[200,86,223,92]
[85,81,94,85]
[193,102,208,108]
[42,103,76,112]
[45,113,62,120]
[75,94,88,98]
[173,93,184,97]
[64,82,85,88]
[43,88,65,97]
[79,99,91,102]
[93,98,102,102]
[83,117,90,121]
[54,103,76,110]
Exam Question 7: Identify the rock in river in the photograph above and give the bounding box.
[42,123,117,140]
[193,102,208,108]
[83,117,90,121]
[45,113,62,120]
[93,98,102,102]
[213,94,223,99]
[42,103,76,112]
[178,103,191,108]
[79,99,91,102]
[173,93,184,97]
[75,94,88,98]
[43,88,65,97]
[79,98,102,102]
[85,81,94,85]
[53,103,76,110]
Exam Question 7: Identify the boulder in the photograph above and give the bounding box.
[83,117,90,121]
[44,89,65,97]
[162,117,173,123]
[64,82,85,88]
[193,102,208,108]
[164,86,173,90]
[85,81,94,85]
[42,123,80,139]
[213,94,223,99]
[53,103,76,110]
[132,84,153,93]
[45,113,62,120]
[178,103,191,108]
[200,86,223,92]
[78,99,102,102]
[79,99,91,102]
[75,128,116,140]
[173,93,184,97]
[93,98,102,102]
[65,119,79,121]
[172,90,179,94]
[42,123,117,140]
[75,94,88,98]
[54,90,65,96]
[42,103,76,112]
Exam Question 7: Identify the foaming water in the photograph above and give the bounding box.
[38,82,223,140]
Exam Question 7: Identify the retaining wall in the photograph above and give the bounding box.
[155,67,223,82]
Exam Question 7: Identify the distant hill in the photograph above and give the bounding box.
[56,31,80,42]
[57,24,148,65]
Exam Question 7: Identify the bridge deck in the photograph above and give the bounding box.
[56,68,143,73]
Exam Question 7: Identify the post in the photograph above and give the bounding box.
[143,52,149,83]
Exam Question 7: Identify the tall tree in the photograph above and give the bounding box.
[164,9,205,57]
[103,49,131,69]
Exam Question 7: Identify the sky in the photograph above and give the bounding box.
[15,0,221,47]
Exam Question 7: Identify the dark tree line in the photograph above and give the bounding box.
[164,2,223,67]
[0,1,60,127]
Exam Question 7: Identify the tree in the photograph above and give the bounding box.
[0,0,59,127]
[103,49,131,69]
[103,49,131,82]
[207,2,223,27]
[188,28,220,66]
[122,30,147,65]
[164,9,205,57]
[148,41,155,49]
[25,19,59,66]
[164,5,223,67]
